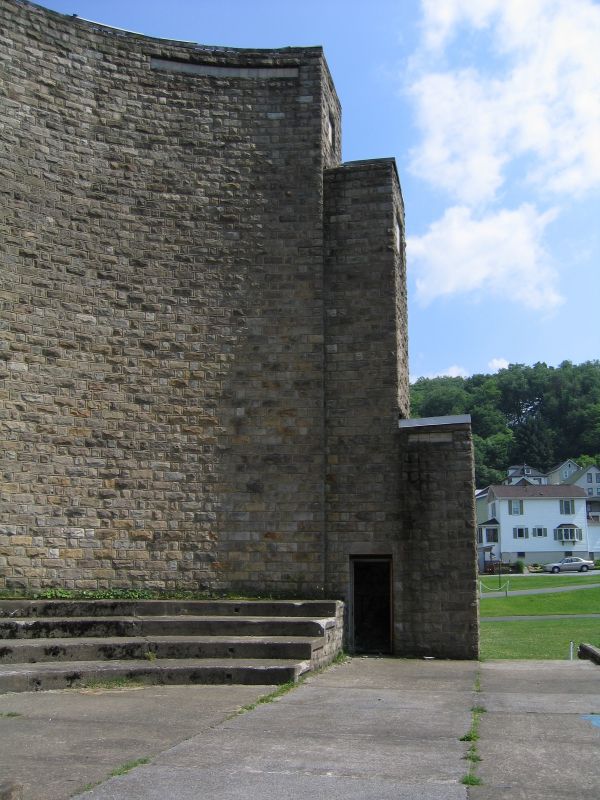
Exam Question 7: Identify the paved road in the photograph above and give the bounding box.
[482,581,600,598]
[482,613,600,621]
[1,657,599,800]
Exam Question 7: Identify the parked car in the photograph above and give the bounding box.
[543,557,594,573]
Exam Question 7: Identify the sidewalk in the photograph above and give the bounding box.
[1,656,599,800]
[72,657,476,800]
[472,660,600,799]
[2,658,477,800]
[482,581,600,598]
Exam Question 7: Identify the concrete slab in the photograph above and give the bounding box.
[72,658,477,800]
[0,683,276,800]
[6,656,597,800]
[471,660,600,800]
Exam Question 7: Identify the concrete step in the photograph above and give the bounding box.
[0,635,319,664]
[0,599,340,619]
[0,657,311,693]
[0,615,332,640]
[0,599,344,693]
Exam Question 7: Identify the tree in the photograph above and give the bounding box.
[409,360,600,484]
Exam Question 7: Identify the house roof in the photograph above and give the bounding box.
[546,459,580,474]
[488,485,587,500]
[506,464,545,477]
[564,465,600,484]
[481,518,499,526]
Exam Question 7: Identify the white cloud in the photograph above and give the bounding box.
[407,203,563,309]
[410,0,600,204]
[488,357,509,372]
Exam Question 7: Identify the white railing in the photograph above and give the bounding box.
[479,580,509,597]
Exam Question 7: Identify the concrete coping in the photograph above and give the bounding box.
[398,414,471,429]
[578,642,600,664]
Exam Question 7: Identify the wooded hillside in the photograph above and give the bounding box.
[410,361,600,487]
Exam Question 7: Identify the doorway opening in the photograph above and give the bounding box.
[351,556,392,654]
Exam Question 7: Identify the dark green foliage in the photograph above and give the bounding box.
[410,361,600,486]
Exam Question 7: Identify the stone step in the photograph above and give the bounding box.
[0,599,344,693]
[0,657,310,693]
[0,635,319,664]
[0,599,340,619]
[0,615,332,640]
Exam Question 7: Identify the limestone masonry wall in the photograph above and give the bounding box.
[399,420,479,659]
[0,1,478,657]
[0,0,338,594]
[323,160,408,596]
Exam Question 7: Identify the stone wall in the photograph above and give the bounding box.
[398,417,479,659]
[0,1,479,659]
[0,0,339,594]
[323,160,408,601]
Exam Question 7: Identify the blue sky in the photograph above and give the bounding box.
[36,0,600,381]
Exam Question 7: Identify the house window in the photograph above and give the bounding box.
[532,527,547,537]
[509,500,524,515]
[589,489,594,496]
[597,488,600,496]
[517,551,525,558]
[559,499,574,515]
[513,527,528,539]
[485,529,498,543]
[477,528,483,544]
[587,473,593,483]
[554,527,583,541]
[596,474,600,483]
[490,502,496,518]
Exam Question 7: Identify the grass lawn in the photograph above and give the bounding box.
[480,618,600,659]
[480,587,600,617]
[479,574,600,593]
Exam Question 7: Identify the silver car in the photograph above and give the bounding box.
[543,557,594,573]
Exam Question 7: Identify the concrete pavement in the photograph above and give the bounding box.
[1,656,599,799]
[482,579,600,598]
[472,660,600,799]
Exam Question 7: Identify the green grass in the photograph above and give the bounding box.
[235,680,298,716]
[0,711,22,718]
[479,574,600,593]
[460,679,485,786]
[480,618,600,659]
[480,586,600,616]
[109,757,150,777]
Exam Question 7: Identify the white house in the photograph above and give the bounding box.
[564,465,600,558]
[478,484,589,567]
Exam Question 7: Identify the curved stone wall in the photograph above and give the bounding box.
[0,0,341,593]
[0,2,479,662]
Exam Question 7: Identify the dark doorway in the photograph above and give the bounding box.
[352,557,392,654]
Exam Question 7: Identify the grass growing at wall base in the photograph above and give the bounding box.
[480,619,600,659]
